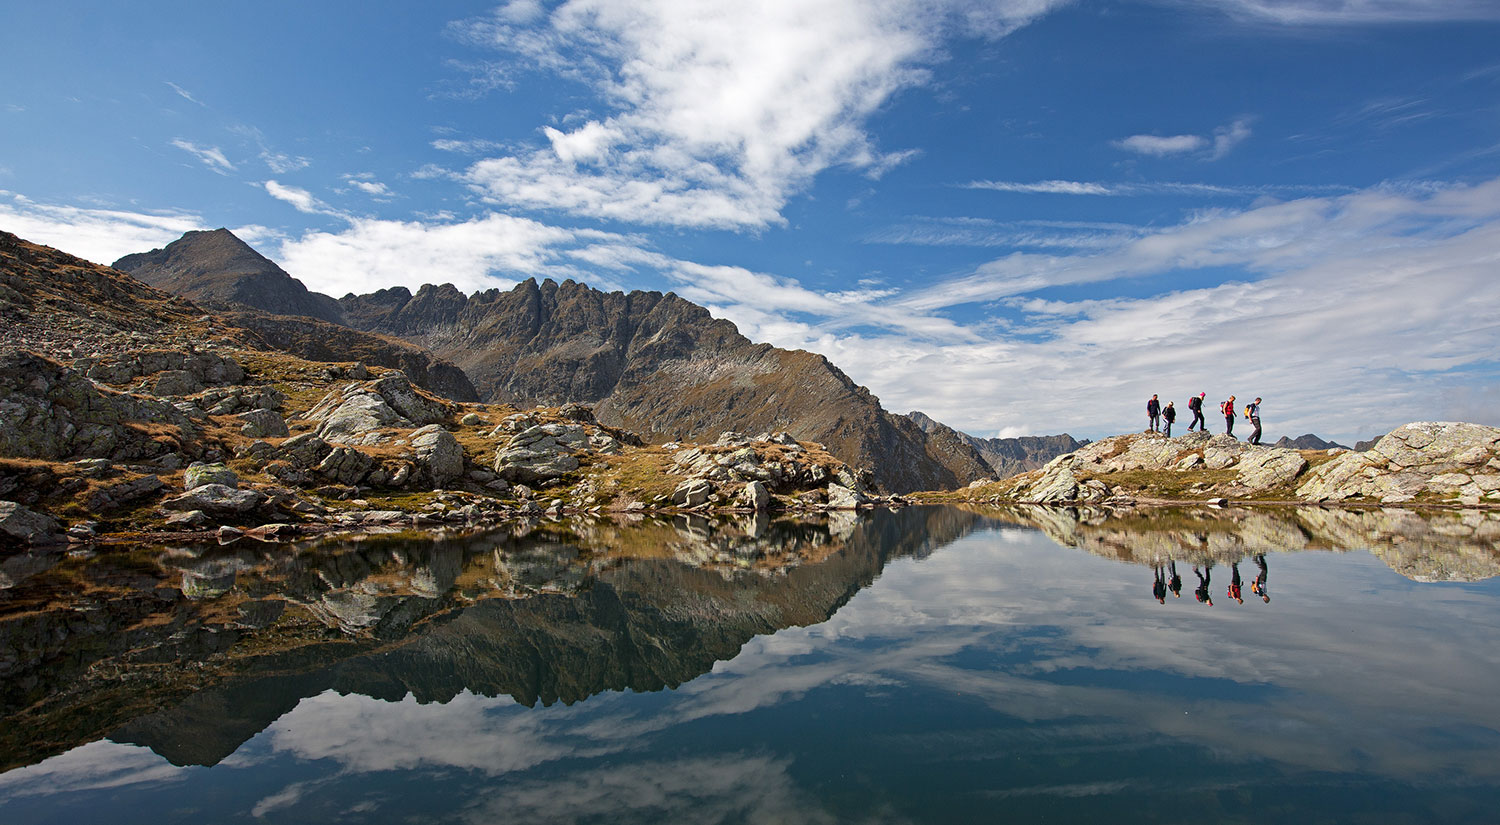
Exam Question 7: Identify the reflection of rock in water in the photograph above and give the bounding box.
[0,506,982,772]
[979,505,1500,582]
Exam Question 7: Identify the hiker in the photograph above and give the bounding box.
[1251,554,1270,603]
[1162,401,1176,436]
[1167,560,1182,598]
[1245,397,1262,445]
[1153,565,1167,604]
[1227,561,1244,604]
[1147,394,1161,432]
[1187,392,1206,431]
[1221,395,1236,437]
[1193,563,1214,606]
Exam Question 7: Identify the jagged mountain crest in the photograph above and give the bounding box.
[906,410,1086,478]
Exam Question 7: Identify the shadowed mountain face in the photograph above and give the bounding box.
[114,229,348,325]
[0,507,982,771]
[906,410,1086,478]
[339,278,993,492]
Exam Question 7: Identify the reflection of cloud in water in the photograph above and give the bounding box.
[0,741,187,799]
[459,753,893,825]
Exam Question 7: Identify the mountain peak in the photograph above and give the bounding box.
[113,229,346,325]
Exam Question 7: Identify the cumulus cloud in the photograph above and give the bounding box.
[0,192,276,265]
[276,212,602,296]
[810,177,1500,441]
[452,0,1069,228]
[170,138,236,174]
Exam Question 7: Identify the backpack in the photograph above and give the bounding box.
[1221,401,1232,416]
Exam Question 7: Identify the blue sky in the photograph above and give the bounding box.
[3,0,1499,443]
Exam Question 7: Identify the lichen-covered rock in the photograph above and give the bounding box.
[304,373,450,444]
[672,478,713,507]
[742,480,770,511]
[827,483,867,509]
[184,462,238,490]
[1235,449,1308,490]
[411,425,464,486]
[278,433,333,468]
[86,474,165,511]
[316,446,375,486]
[81,349,244,388]
[0,351,196,460]
[149,369,200,397]
[493,423,587,484]
[237,408,289,438]
[162,484,266,515]
[0,501,63,545]
[1298,422,1500,504]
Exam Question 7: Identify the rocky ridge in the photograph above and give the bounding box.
[935,422,1500,507]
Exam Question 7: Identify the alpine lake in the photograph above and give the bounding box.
[2,504,1498,824]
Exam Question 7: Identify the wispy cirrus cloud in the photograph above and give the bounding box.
[164,81,205,107]
[1184,0,1500,25]
[170,138,235,174]
[449,0,1070,230]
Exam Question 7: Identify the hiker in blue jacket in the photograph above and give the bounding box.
[1147,394,1161,432]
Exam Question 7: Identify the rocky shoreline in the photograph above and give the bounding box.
[920,421,1500,509]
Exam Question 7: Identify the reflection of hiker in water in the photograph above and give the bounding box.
[1251,554,1270,603]
[1167,560,1183,598]
[1227,561,1244,604]
[1193,563,1214,606]
[1153,564,1167,603]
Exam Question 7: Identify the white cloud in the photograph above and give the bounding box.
[453,0,1069,229]
[0,192,274,265]
[1113,118,1253,160]
[164,81,204,107]
[1188,0,1500,25]
[170,138,236,174]
[262,151,311,174]
[812,177,1500,441]
[275,213,601,297]
[0,741,186,799]
[263,180,342,217]
[341,172,394,198]
[1113,133,1207,156]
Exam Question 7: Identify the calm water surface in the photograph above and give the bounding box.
[2,505,1498,824]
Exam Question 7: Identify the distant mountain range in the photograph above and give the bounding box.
[112,229,996,492]
[906,411,1086,478]
[1271,433,1352,451]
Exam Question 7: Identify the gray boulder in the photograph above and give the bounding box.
[827,482,867,509]
[237,408,290,438]
[672,478,714,507]
[316,447,375,486]
[411,425,465,486]
[304,373,450,444]
[493,423,588,484]
[742,480,771,511]
[0,501,63,545]
[184,462,238,490]
[86,474,165,511]
[1298,422,1500,504]
[162,484,267,515]
[1235,449,1308,491]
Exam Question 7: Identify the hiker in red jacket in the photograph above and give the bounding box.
[1222,395,1236,437]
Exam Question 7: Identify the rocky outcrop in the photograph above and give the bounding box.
[162,484,267,515]
[1297,422,1500,505]
[183,462,238,490]
[302,373,452,444]
[410,425,464,486]
[338,278,990,493]
[0,501,63,546]
[113,228,348,325]
[906,411,1086,478]
[493,423,588,484]
[0,351,196,460]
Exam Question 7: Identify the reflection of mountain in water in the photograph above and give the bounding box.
[979,505,1500,582]
[0,507,981,771]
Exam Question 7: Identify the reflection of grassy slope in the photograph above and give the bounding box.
[0,507,983,771]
